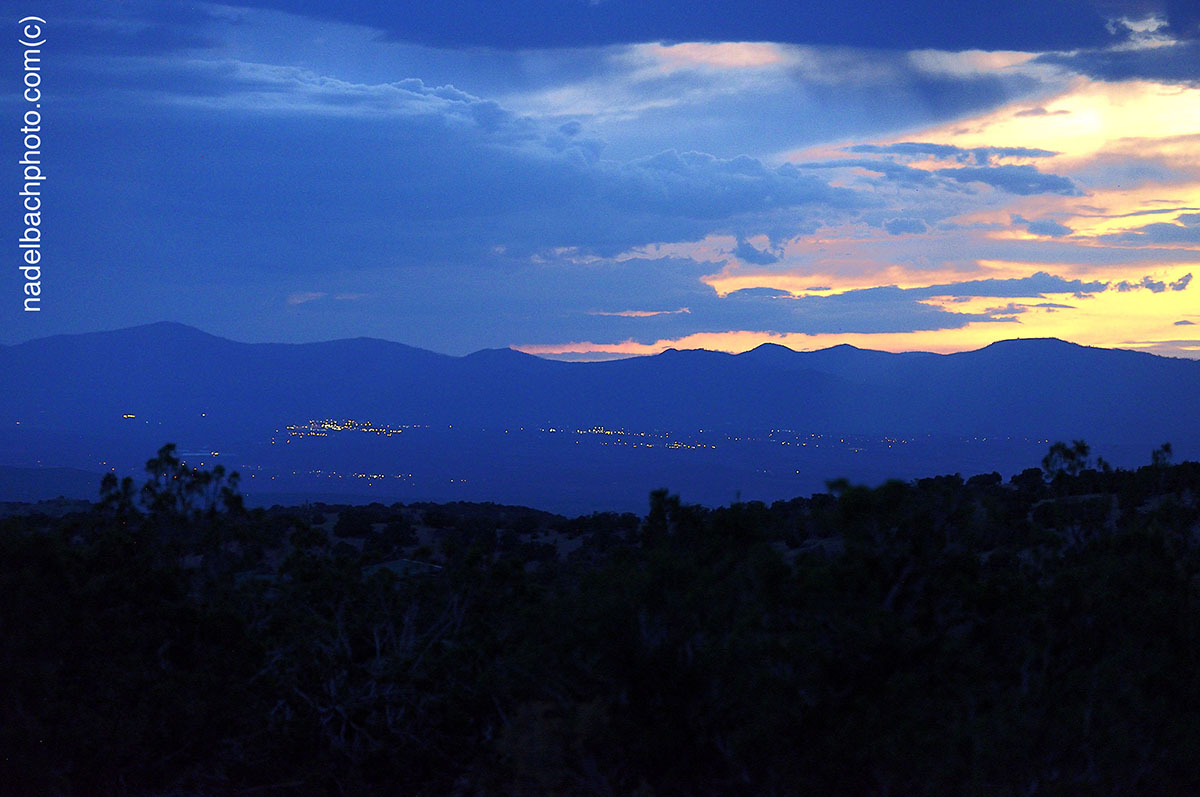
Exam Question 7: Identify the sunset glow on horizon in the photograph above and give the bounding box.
[516,66,1200,360]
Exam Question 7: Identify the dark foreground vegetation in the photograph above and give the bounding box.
[2,442,1200,794]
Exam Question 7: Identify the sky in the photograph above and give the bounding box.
[6,0,1200,358]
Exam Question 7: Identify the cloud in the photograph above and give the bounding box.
[120,56,870,263]
[1078,206,1200,220]
[846,142,1057,165]
[1067,152,1200,192]
[724,287,793,299]
[435,260,1052,347]
[633,42,792,71]
[514,270,1110,346]
[1014,106,1071,117]
[1027,219,1073,237]
[287,292,326,305]
[1105,14,1176,47]
[984,302,1028,316]
[693,284,1019,338]
[504,42,1051,163]
[908,272,1107,300]
[618,151,859,220]
[1172,273,1194,291]
[531,152,868,257]
[1099,213,1200,245]
[1035,39,1200,85]
[165,63,550,138]
[1176,319,1196,325]
[803,154,1077,196]
[934,165,1080,196]
[733,238,779,265]
[1012,215,1073,237]
[884,218,928,235]
[1116,276,1168,293]
[799,158,937,185]
[1116,339,1200,358]
[589,308,691,317]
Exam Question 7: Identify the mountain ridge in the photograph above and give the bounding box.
[3,323,1197,446]
[9,320,1161,361]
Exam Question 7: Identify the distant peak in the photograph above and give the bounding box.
[807,343,894,355]
[657,347,728,358]
[132,321,209,334]
[103,321,228,342]
[980,337,1081,351]
[743,342,796,354]
[465,347,538,361]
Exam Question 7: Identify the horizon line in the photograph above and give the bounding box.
[4,319,1181,362]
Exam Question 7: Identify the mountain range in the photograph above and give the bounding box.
[2,323,1197,511]
[3,321,1197,443]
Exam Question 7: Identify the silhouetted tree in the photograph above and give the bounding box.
[1042,439,1092,479]
[139,443,243,521]
[1152,441,1174,468]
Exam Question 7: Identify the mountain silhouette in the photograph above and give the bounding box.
[2,323,1198,447]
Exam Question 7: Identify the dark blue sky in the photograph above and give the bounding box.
[6,0,1199,358]
[237,0,1123,51]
